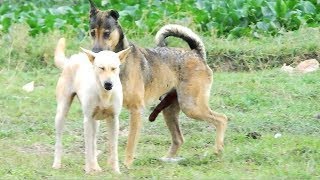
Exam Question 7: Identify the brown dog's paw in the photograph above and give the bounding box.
[124,157,134,169]
[214,144,224,155]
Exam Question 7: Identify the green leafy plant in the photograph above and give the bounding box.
[0,0,319,38]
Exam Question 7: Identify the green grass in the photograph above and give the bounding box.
[0,68,319,179]
[206,27,320,70]
[1,24,320,71]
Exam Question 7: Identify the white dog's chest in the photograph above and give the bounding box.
[92,106,114,120]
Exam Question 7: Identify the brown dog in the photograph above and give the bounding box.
[88,0,228,167]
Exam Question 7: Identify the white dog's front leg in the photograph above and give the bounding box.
[106,115,120,173]
[93,120,100,159]
[84,116,102,173]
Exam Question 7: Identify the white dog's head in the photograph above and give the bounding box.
[81,47,131,91]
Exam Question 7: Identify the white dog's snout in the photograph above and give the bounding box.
[104,81,113,90]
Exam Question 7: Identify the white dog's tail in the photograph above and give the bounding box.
[155,24,206,60]
[54,38,67,69]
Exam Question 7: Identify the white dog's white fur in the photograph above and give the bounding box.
[52,38,130,173]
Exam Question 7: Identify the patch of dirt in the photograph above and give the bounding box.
[246,132,261,139]
[17,143,52,155]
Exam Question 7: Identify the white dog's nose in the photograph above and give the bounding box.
[104,81,113,90]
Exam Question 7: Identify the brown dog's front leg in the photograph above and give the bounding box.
[149,89,177,122]
[125,108,143,167]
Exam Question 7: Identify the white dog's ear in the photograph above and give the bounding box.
[80,47,96,63]
[117,46,131,63]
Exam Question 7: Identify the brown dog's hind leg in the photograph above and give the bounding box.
[149,89,177,122]
[52,92,75,169]
[177,65,228,154]
[162,97,184,158]
[180,100,227,154]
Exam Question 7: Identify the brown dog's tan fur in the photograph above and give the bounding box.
[88,0,228,167]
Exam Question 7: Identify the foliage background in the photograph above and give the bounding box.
[1,0,320,71]
[1,0,319,38]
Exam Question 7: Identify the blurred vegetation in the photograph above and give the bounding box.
[0,0,319,38]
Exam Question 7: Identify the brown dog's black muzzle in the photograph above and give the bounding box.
[92,46,104,53]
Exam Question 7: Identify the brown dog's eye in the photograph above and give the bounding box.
[103,31,110,38]
[90,29,95,37]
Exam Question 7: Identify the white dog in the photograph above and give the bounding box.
[52,38,130,173]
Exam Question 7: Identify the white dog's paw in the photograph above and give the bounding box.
[159,157,185,163]
[85,164,102,174]
[52,162,62,169]
[108,160,120,174]
[95,150,102,157]
[112,167,121,174]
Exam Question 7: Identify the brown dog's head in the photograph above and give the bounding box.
[88,0,124,53]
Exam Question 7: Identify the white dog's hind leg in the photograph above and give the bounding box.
[52,95,73,169]
[106,115,120,173]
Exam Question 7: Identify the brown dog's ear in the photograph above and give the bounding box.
[117,46,131,64]
[109,9,119,20]
[88,0,98,17]
[81,47,96,63]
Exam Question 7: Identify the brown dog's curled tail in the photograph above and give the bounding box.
[54,38,67,70]
[155,24,206,60]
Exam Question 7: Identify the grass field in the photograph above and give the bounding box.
[0,67,319,179]
[2,24,320,71]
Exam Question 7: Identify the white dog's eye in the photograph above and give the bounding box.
[99,67,105,71]
[111,67,116,71]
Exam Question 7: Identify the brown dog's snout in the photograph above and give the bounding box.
[92,46,104,53]
[104,81,113,90]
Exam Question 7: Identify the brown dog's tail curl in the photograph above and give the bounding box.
[54,38,67,70]
[155,24,206,60]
